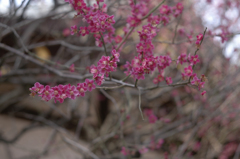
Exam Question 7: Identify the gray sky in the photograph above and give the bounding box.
[0,0,54,17]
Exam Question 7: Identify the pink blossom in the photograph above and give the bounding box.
[136,42,146,53]
[123,61,132,76]
[201,74,207,82]
[79,26,89,36]
[156,139,164,149]
[90,65,99,78]
[52,86,61,99]
[127,16,141,27]
[71,0,87,13]
[177,53,187,65]
[196,33,203,46]
[148,15,160,27]
[166,77,172,85]
[85,79,96,92]
[189,55,200,65]
[131,2,148,19]
[114,35,122,44]
[106,15,115,24]
[70,64,75,72]
[160,16,170,26]
[101,3,107,12]
[142,57,156,73]
[157,55,172,71]
[176,3,184,11]
[39,85,54,101]
[56,84,69,103]
[111,49,120,62]
[184,66,193,77]
[196,33,203,41]
[172,3,184,17]
[144,41,155,54]
[121,147,129,156]
[191,76,205,90]
[148,114,158,123]
[178,28,185,35]
[66,85,79,100]
[144,109,154,116]
[29,91,36,97]
[94,75,104,86]
[138,31,151,42]
[107,60,117,72]
[132,67,145,80]
[153,78,159,84]
[98,56,110,68]
[159,5,171,15]
[77,83,87,97]
[63,28,70,36]
[30,82,44,93]
[70,25,78,35]
[144,109,157,123]
[153,74,165,84]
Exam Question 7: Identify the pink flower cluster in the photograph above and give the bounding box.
[181,64,206,90]
[66,0,116,47]
[158,3,184,26]
[121,147,129,156]
[29,48,119,102]
[29,49,119,102]
[127,0,149,27]
[29,80,95,103]
[177,53,200,66]
[123,3,184,83]
[195,33,203,47]
[90,49,119,82]
[153,74,164,84]
[144,109,158,124]
[190,74,205,90]
[146,3,184,28]
[124,22,172,81]
[175,53,206,91]
[70,64,75,72]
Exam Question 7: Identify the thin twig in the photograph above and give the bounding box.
[0,43,91,80]
[138,88,144,120]
[135,79,138,88]
[27,40,107,51]
[116,27,134,51]
[188,27,207,83]
[172,14,182,44]
[0,23,85,71]
[99,32,108,56]
[141,0,167,20]
[121,74,131,82]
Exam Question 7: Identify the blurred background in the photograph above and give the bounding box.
[1,0,240,158]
